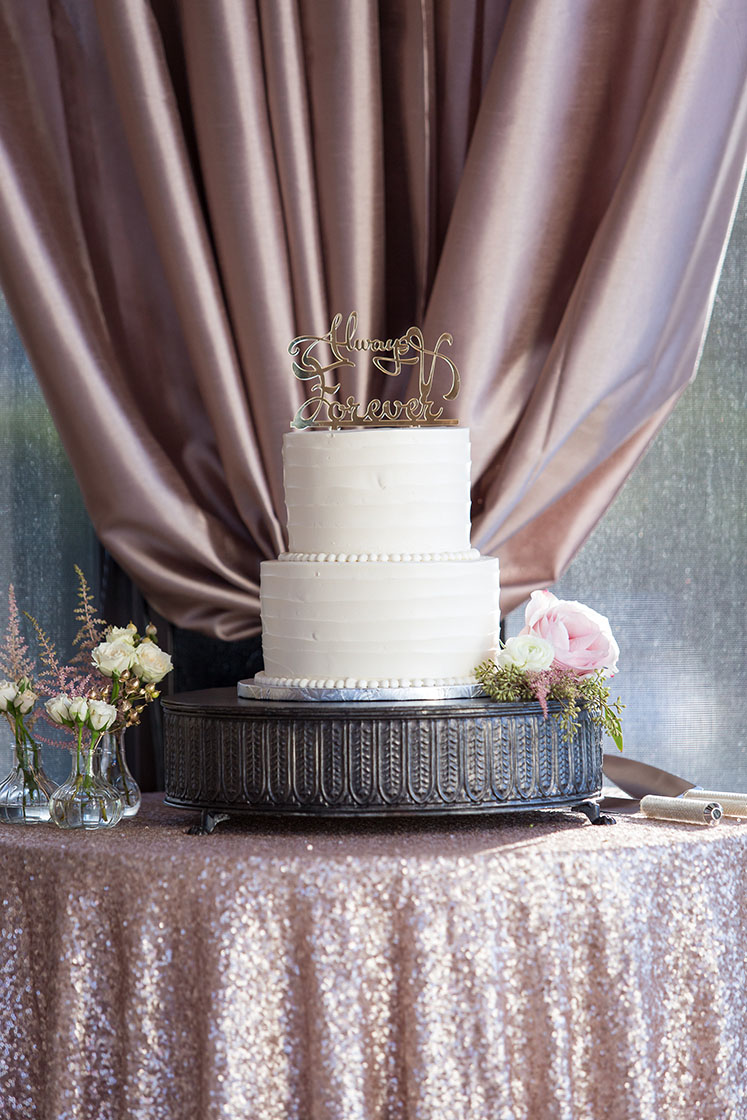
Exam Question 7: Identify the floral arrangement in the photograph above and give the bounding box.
[475,590,624,751]
[44,695,118,755]
[25,567,173,738]
[87,622,173,731]
[44,621,173,737]
[0,569,173,828]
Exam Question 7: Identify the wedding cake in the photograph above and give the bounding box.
[253,426,500,692]
[166,317,606,825]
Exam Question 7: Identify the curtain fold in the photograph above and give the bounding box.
[0,0,745,638]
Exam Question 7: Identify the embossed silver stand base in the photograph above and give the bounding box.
[162,689,608,830]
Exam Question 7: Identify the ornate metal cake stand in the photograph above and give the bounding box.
[162,688,612,833]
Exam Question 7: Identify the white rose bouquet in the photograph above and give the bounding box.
[45,694,118,740]
[0,675,42,771]
[476,590,624,751]
[44,694,121,824]
[88,622,173,731]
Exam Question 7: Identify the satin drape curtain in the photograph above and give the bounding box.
[0,0,745,639]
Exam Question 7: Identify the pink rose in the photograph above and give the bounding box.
[519,590,619,678]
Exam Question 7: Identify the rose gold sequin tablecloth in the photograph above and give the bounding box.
[1,796,746,1120]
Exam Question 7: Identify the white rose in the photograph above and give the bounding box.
[67,697,90,723]
[46,694,72,724]
[0,681,17,711]
[87,699,118,731]
[132,642,173,684]
[107,624,137,645]
[16,689,37,715]
[496,634,555,673]
[92,639,137,677]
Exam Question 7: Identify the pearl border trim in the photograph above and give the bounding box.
[279,549,480,563]
[254,672,477,690]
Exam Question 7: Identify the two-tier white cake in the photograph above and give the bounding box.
[252,426,501,692]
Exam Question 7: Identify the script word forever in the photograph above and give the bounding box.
[288,312,460,429]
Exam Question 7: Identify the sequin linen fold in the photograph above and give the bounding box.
[1,795,745,1120]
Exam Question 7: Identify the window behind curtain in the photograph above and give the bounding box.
[505,184,747,790]
[1,182,745,791]
[0,291,97,784]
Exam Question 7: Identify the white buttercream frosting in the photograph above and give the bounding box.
[260,427,501,688]
[260,556,501,683]
[283,427,472,556]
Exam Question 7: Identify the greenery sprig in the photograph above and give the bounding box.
[475,659,624,752]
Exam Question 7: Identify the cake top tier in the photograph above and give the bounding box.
[283,427,473,557]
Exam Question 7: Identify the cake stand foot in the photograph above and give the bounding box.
[187,809,230,835]
[572,800,616,826]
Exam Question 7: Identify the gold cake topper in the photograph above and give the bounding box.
[289,312,460,429]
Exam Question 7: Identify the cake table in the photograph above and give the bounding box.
[3,797,745,1120]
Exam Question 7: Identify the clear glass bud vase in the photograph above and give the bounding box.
[0,722,56,824]
[49,732,124,830]
[98,729,141,818]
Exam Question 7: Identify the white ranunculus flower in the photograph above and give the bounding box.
[87,699,118,731]
[132,642,173,684]
[92,638,137,677]
[0,681,17,711]
[496,634,555,673]
[107,624,137,645]
[16,689,37,715]
[46,694,72,724]
[67,697,90,723]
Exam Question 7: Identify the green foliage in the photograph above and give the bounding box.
[475,660,624,751]
[474,661,535,702]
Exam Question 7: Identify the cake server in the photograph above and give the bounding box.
[601,754,695,812]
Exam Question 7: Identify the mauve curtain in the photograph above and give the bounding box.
[0,0,745,638]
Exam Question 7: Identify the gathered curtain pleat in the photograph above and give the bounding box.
[0,0,745,638]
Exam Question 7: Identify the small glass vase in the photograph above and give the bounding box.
[98,728,141,818]
[0,720,56,825]
[49,731,124,831]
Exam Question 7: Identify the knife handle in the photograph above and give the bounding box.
[683,789,747,817]
[640,795,722,826]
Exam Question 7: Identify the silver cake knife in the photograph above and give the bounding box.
[601,754,695,812]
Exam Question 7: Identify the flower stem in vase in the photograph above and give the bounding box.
[49,728,124,831]
[99,728,141,818]
[0,717,55,825]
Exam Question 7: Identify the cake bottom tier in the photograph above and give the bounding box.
[259,556,501,688]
